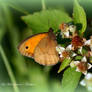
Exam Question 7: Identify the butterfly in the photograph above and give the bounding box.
[18,28,59,66]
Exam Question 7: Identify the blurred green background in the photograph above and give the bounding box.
[0,0,92,92]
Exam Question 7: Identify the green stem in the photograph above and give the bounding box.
[0,45,19,92]
[41,0,46,10]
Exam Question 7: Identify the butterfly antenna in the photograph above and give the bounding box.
[48,19,53,32]
[48,19,50,28]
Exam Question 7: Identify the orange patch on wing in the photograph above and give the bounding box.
[18,33,48,57]
[25,33,48,54]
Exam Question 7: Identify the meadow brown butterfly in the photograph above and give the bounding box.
[18,28,59,66]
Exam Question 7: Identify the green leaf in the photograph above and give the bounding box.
[73,0,87,35]
[58,59,71,73]
[22,9,72,34]
[75,56,82,60]
[61,67,82,92]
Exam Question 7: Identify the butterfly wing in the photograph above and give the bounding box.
[34,31,59,66]
[18,33,48,58]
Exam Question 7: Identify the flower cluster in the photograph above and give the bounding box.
[56,23,92,75]
[59,23,76,38]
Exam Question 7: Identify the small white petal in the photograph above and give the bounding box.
[59,47,65,51]
[70,61,76,67]
[66,44,72,51]
[56,45,61,51]
[60,54,63,58]
[84,40,91,45]
[81,56,87,62]
[69,25,76,33]
[56,45,65,53]
[58,52,62,54]
[88,63,92,69]
[64,31,69,37]
[65,27,70,32]
[56,46,60,53]
[68,57,71,59]
[79,47,82,54]
[74,61,80,65]
[72,53,77,57]
[80,80,86,86]
[61,33,65,38]
[76,68,80,72]
[83,71,87,75]
[85,73,92,80]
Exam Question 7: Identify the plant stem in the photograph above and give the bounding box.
[0,45,19,92]
[42,0,46,10]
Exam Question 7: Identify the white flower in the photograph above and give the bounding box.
[80,73,92,91]
[66,44,77,57]
[56,45,70,59]
[69,25,76,33]
[56,44,77,59]
[60,23,77,38]
[61,29,70,38]
[70,57,92,75]
[59,23,70,38]
[56,45,65,54]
